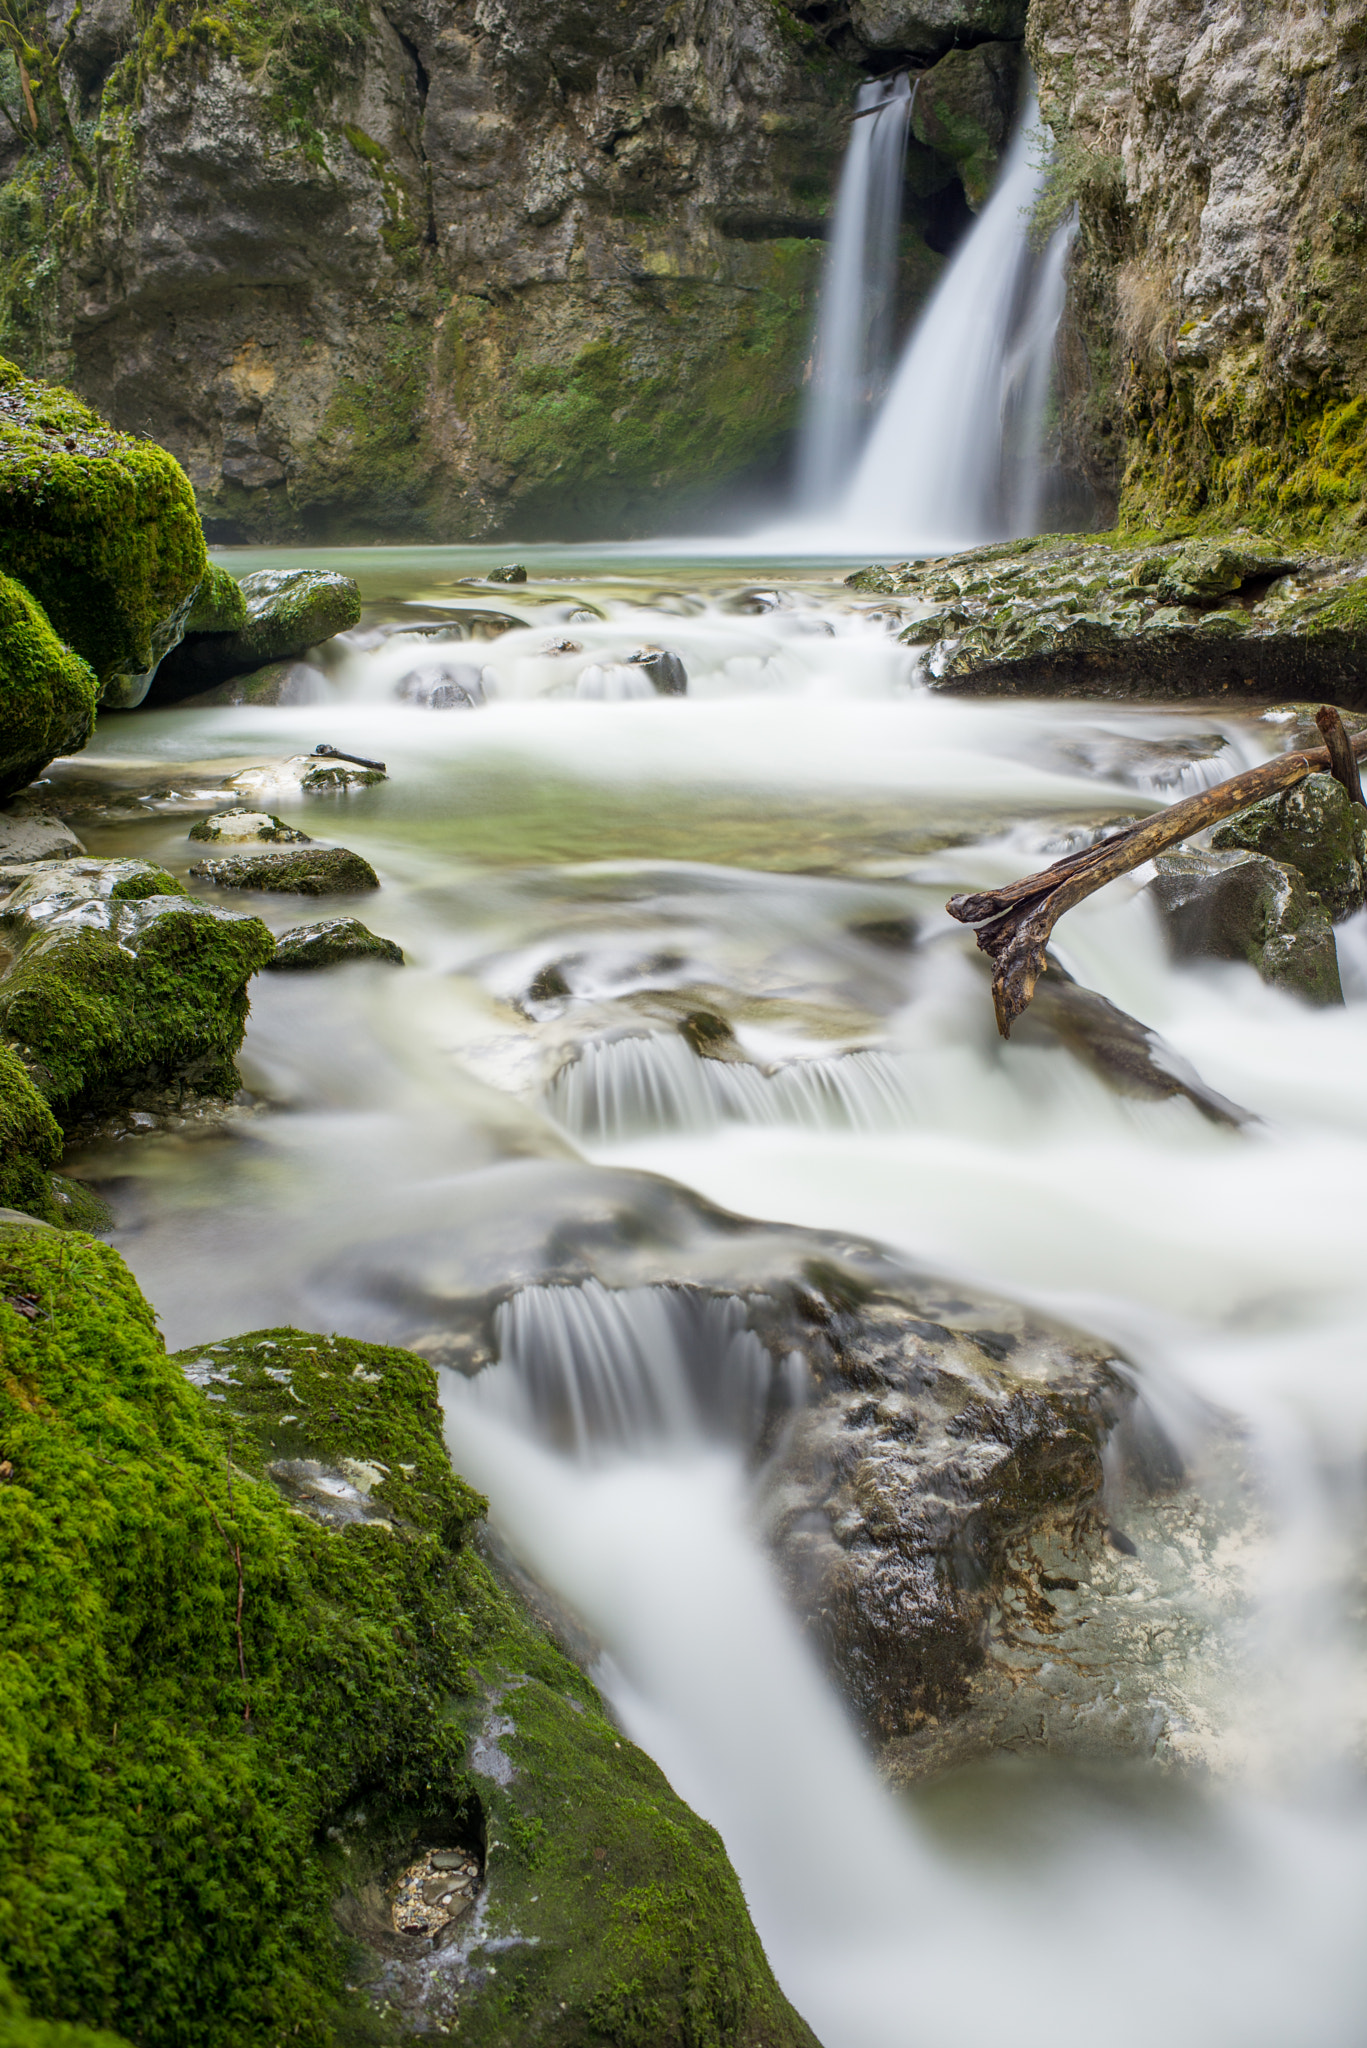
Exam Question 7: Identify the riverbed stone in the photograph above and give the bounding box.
[265,917,405,970]
[0,1230,816,2048]
[1209,771,1367,921]
[855,534,1367,703]
[190,846,380,894]
[1147,847,1343,1002]
[145,569,362,704]
[0,857,276,1121]
[0,808,87,865]
[187,807,311,846]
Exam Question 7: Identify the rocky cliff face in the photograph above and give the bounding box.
[0,0,1032,542]
[1031,0,1367,540]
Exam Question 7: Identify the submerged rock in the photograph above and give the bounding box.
[187,807,311,845]
[395,660,488,708]
[627,645,689,695]
[856,534,1367,703]
[1147,847,1343,1003]
[1210,771,1367,921]
[0,856,275,1122]
[0,574,100,801]
[145,569,362,704]
[486,563,528,584]
[191,846,380,895]
[0,356,206,708]
[265,917,405,970]
[0,1232,816,2048]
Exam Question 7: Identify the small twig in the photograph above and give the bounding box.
[947,724,1367,1037]
[313,743,386,772]
[1315,705,1364,807]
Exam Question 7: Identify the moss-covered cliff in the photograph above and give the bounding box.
[0,1223,817,2047]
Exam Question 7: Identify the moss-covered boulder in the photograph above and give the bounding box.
[1147,848,1343,1003]
[147,569,362,705]
[187,806,311,845]
[184,562,249,635]
[0,858,275,1121]
[190,846,380,894]
[0,1232,815,2048]
[855,533,1367,703]
[1210,771,1367,922]
[0,574,100,801]
[265,917,405,969]
[0,358,205,709]
[0,1038,62,1221]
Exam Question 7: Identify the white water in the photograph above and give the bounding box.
[78,553,1367,2048]
[795,72,914,509]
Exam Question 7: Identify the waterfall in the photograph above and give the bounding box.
[840,85,1071,548]
[460,1280,804,1460]
[543,1032,918,1142]
[794,72,914,508]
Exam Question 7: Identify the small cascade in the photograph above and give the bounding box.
[840,85,1072,549]
[543,1032,917,1142]
[462,1279,803,1459]
[794,72,914,508]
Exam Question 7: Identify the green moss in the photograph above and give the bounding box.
[0,1241,815,2047]
[0,878,275,1120]
[185,561,248,634]
[189,846,379,894]
[0,357,206,701]
[0,1038,62,1220]
[264,916,404,969]
[0,569,98,800]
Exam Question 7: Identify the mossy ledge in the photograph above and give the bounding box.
[0,571,99,800]
[0,1232,817,2048]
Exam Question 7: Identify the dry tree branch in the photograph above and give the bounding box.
[946,710,1367,1038]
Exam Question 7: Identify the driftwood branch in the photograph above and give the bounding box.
[1315,705,1364,807]
[948,714,1367,1038]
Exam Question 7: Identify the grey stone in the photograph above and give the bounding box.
[190,846,380,895]
[0,811,87,865]
[395,661,487,708]
[188,807,311,845]
[626,646,688,695]
[486,564,528,584]
[1210,772,1366,922]
[851,0,1026,57]
[265,917,404,969]
[1147,848,1343,1004]
[145,571,361,705]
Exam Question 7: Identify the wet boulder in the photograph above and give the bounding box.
[188,807,311,846]
[0,356,206,709]
[486,562,527,583]
[229,754,386,799]
[0,1037,62,1222]
[1147,847,1343,1003]
[626,645,688,695]
[265,917,405,970]
[0,808,86,866]
[1210,771,1366,921]
[0,573,100,801]
[0,1227,816,2048]
[395,660,488,708]
[190,845,380,894]
[851,0,1027,59]
[0,857,275,1122]
[145,568,362,704]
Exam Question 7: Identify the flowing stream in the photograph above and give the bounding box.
[73,549,1367,2046]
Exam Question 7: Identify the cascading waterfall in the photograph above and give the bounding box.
[794,71,914,508]
[841,84,1072,547]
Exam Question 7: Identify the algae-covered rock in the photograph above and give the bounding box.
[0,1234,814,2048]
[265,917,405,970]
[184,561,248,634]
[861,534,1367,703]
[0,857,275,1120]
[190,846,380,894]
[0,357,205,708]
[0,1037,62,1221]
[0,574,100,801]
[147,569,362,705]
[1148,848,1343,1003]
[187,806,311,845]
[909,40,1022,208]
[1210,771,1367,922]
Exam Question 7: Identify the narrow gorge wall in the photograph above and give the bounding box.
[1032,0,1367,541]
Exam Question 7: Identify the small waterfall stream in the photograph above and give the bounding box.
[795,72,914,508]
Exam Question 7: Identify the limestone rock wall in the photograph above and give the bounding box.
[1030,0,1367,538]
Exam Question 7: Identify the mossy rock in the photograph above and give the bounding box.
[187,806,311,845]
[0,357,206,708]
[0,1237,815,2048]
[0,1037,61,1221]
[148,569,362,705]
[1211,772,1367,922]
[265,916,405,969]
[1148,848,1343,1003]
[189,846,380,895]
[184,561,248,635]
[0,573,99,802]
[0,858,275,1121]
